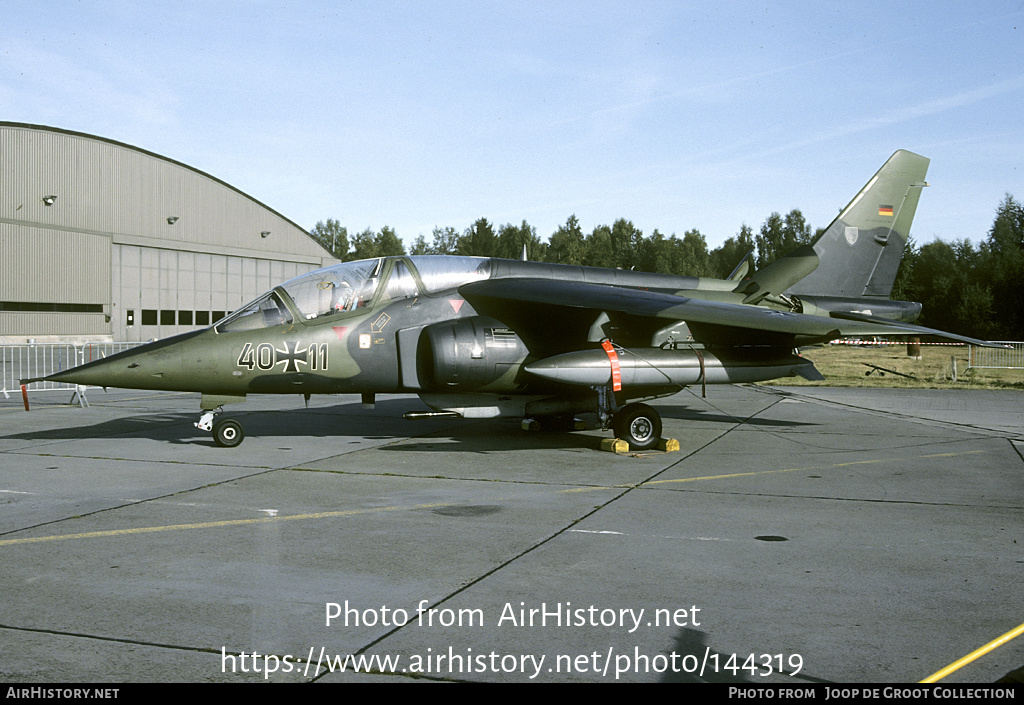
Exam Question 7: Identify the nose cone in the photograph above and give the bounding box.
[35,330,207,391]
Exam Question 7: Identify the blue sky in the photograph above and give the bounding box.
[3,1,1022,252]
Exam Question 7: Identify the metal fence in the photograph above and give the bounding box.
[1,342,144,398]
[967,342,1024,370]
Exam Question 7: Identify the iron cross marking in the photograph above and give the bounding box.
[275,341,309,373]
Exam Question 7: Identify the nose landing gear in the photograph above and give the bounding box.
[195,408,245,448]
[212,417,245,448]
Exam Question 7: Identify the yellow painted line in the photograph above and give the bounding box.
[0,449,990,547]
[920,621,1024,683]
[642,467,805,487]
[557,466,810,493]
[921,450,986,458]
[560,485,634,494]
[639,449,985,488]
[0,501,453,548]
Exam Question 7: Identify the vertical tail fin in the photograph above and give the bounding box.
[790,150,929,297]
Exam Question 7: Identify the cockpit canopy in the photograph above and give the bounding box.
[408,255,491,294]
[282,257,384,320]
[215,256,492,332]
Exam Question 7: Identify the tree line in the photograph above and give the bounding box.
[894,195,1024,340]
[309,194,1024,339]
[310,211,815,280]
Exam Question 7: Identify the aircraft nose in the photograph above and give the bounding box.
[36,330,206,390]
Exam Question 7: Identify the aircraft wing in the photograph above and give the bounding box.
[459,278,1001,349]
[823,310,1009,348]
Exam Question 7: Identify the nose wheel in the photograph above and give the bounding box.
[212,417,245,448]
[195,408,245,447]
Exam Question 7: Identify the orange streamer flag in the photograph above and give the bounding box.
[601,340,622,391]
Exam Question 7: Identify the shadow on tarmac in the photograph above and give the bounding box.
[0,397,814,450]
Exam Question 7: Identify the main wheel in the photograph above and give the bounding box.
[212,417,245,448]
[613,403,661,451]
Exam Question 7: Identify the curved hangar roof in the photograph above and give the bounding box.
[0,121,331,264]
[0,122,334,342]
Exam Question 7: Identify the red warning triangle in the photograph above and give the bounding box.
[448,299,464,313]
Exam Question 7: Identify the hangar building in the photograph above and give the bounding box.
[1,122,335,344]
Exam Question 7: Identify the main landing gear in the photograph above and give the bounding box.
[595,385,663,451]
[612,403,662,451]
[195,409,246,448]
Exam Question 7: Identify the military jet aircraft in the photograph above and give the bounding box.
[27,150,998,449]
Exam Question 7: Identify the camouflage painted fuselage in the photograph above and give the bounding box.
[47,256,760,403]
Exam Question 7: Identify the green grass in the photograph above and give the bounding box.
[771,344,1024,390]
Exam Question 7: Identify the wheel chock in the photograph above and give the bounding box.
[600,438,630,453]
[601,437,679,454]
[658,438,680,452]
[521,418,541,431]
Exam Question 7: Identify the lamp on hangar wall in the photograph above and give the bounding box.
[42,195,57,206]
